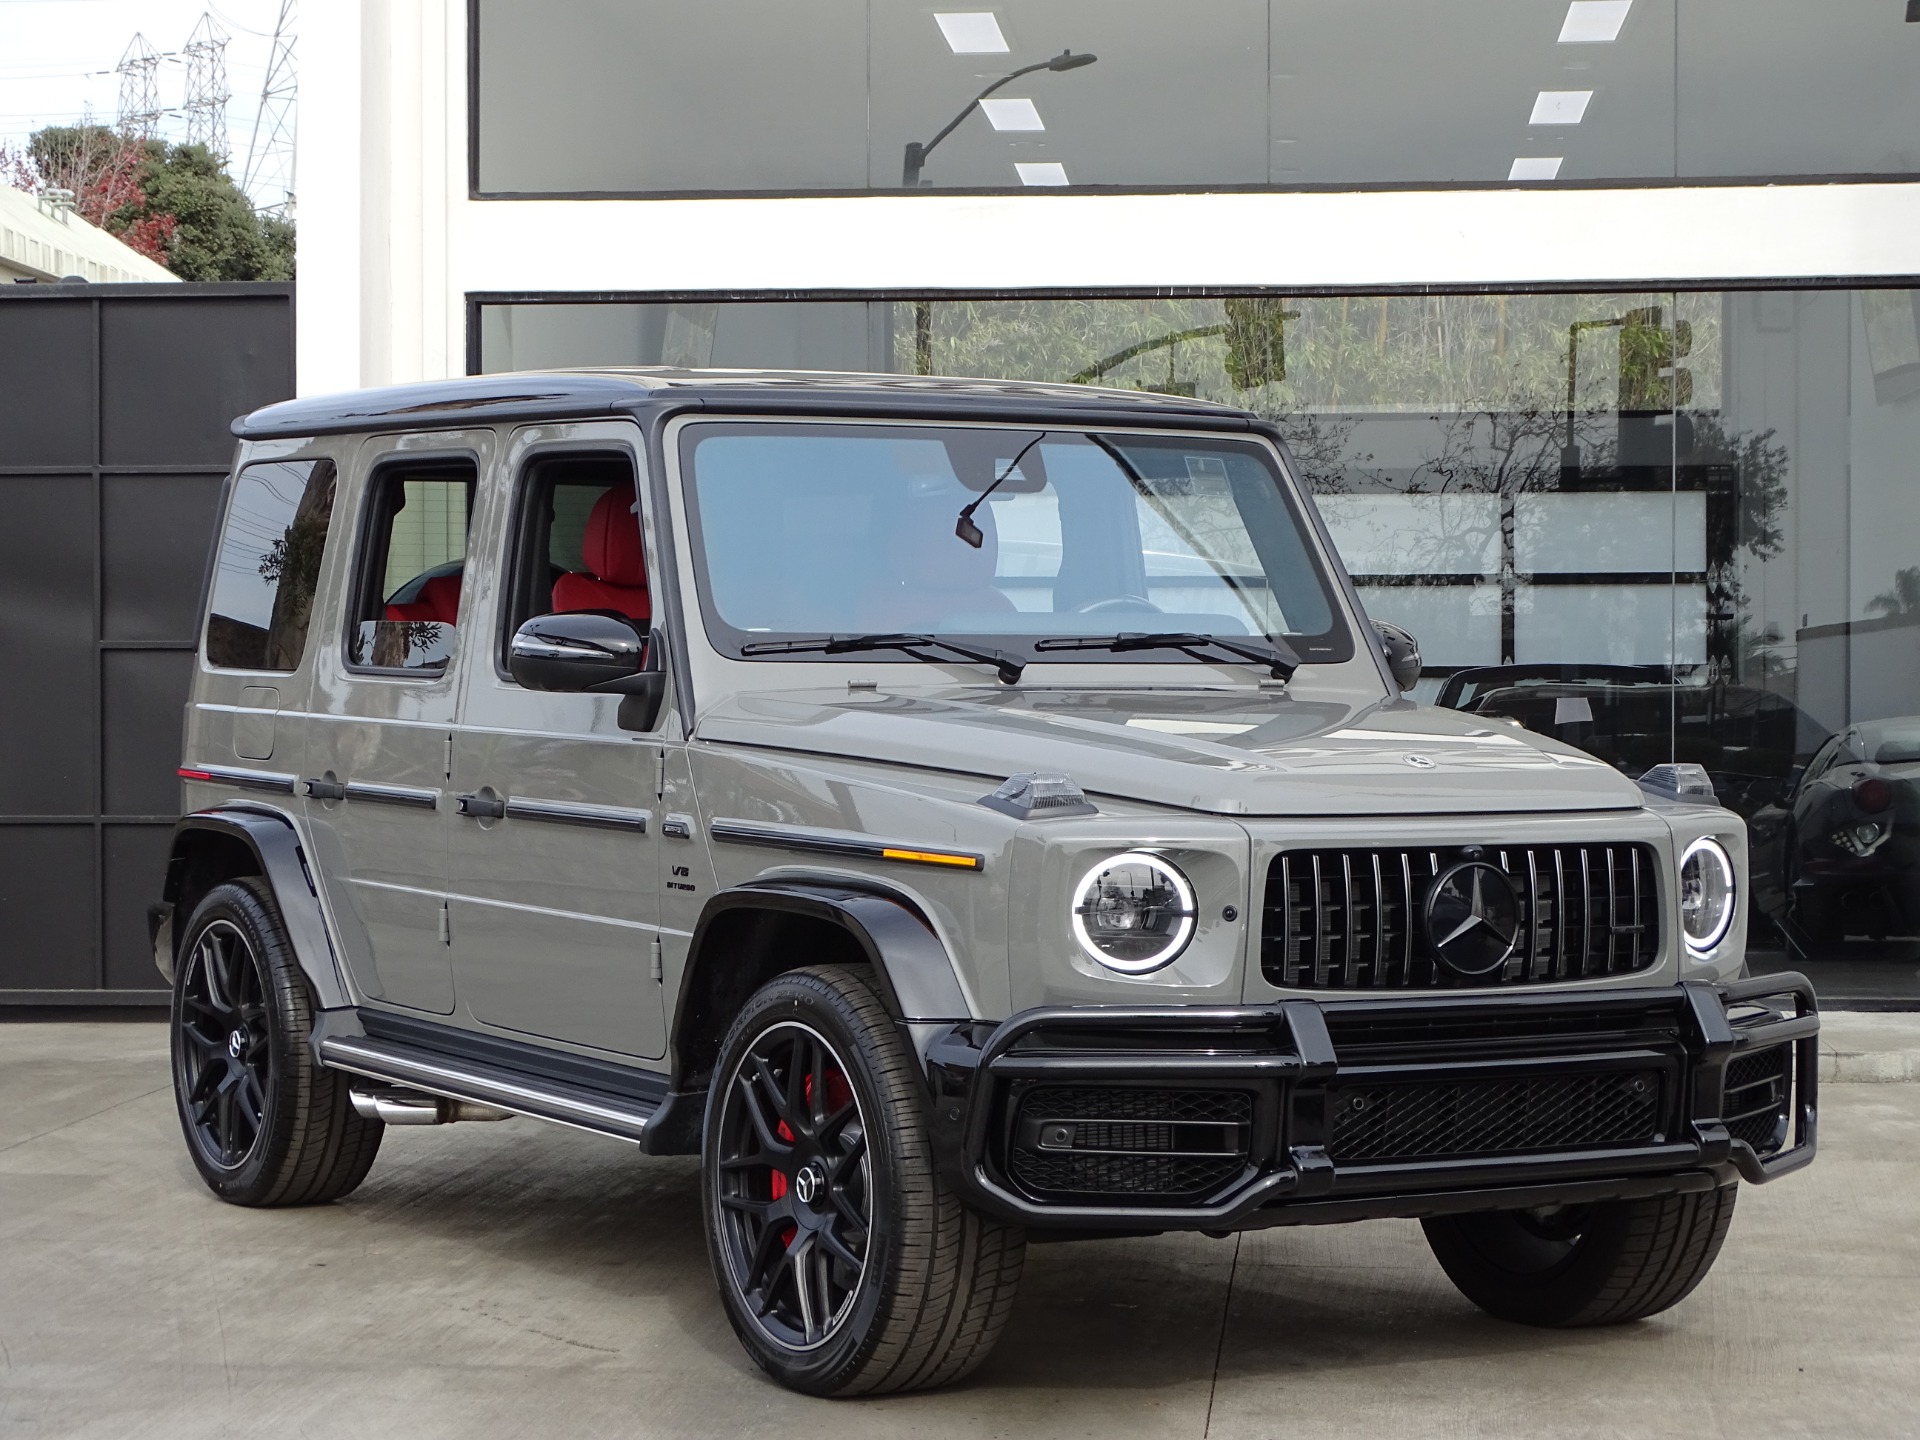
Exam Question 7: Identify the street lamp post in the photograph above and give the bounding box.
[902,48,1097,188]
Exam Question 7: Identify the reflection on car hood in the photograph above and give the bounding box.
[697,686,1643,816]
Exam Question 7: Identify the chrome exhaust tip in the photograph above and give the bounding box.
[349,1088,514,1125]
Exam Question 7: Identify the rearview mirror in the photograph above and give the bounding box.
[1372,620,1421,693]
[509,611,665,730]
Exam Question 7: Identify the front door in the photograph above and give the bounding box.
[445,425,668,1058]
[301,434,487,1014]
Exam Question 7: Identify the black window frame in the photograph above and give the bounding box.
[494,447,646,682]
[341,452,481,680]
[202,456,339,675]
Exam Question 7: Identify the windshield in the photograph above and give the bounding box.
[680,421,1352,668]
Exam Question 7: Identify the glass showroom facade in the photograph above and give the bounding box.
[455,1,1920,1001]
[474,0,1920,194]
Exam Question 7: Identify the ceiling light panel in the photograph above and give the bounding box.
[1530,90,1594,125]
[980,97,1044,131]
[1015,162,1070,186]
[935,12,1010,54]
[1509,157,1565,181]
[1559,0,1632,43]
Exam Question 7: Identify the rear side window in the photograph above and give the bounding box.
[347,462,476,674]
[205,458,337,671]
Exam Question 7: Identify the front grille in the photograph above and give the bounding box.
[1327,1069,1663,1163]
[1006,1086,1252,1201]
[1723,1045,1792,1156]
[1262,844,1661,990]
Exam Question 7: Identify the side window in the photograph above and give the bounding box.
[206,458,337,671]
[500,453,647,669]
[347,462,475,674]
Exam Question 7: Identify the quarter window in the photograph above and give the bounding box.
[205,458,337,671]
[347,463,476,674]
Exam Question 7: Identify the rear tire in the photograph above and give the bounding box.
[702,964,1025,1396]
[1422,1184,1737,1327]
[170,878,383,1206]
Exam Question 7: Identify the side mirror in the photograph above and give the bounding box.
[509,611,666,731]
[1372,619,1421,693]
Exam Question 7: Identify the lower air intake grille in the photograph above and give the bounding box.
[1262,843,1661,989]
[1723,1045,1792,1156]
[1007,1087,1252,1201]
[1327,1069,1663,1163]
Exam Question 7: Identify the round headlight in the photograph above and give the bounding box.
[1071,851,1197,974]
[1679,837,1736,954]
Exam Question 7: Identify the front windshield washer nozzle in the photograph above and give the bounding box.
[978,772,1099,820]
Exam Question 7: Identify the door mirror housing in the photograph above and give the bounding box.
[509,611,666,730]
[1372,619,1422,693]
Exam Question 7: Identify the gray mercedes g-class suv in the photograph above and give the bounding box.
[154,369,1817,1397]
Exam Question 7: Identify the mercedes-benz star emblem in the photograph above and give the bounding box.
[793,1163,825,1206]
[1423,861,1522,976]
[227,1029,247,1059]
[1402,753,1436,769]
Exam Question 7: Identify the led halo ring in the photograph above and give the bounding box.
[1070,850,1197,974]
[1678,836,1737,955]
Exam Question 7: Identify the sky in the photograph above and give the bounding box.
[0,0,290,206]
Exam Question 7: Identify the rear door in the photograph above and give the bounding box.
[445,422,668,1058]
[300,432,488,1014]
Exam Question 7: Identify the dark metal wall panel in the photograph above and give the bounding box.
[0,283,294,1003]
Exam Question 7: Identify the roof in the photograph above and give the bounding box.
[233,367,1256,440]
[0,184,177,285]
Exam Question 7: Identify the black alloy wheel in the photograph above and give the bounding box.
[701,965,1026,1396]
[169,878,384,1206]
[713,1021,872,1352]
[175,918,274,1170]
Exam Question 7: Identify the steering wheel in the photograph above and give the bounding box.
[1071,594,1164,615]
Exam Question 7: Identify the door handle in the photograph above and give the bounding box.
[456,791,507,820]
[304,775,347,801]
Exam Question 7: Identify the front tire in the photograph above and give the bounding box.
[702,965,1025,1396]
[1422,1184,1737,1327]
[170,878,383,1206]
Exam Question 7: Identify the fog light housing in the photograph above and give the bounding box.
[1833,820,1890,858]
[1679,837,1736,955]
[1070,851,1196,974]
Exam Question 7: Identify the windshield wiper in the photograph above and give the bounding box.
[739,632,1025,684]
[1033,631,1300,681]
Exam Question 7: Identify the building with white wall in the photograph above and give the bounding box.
[0,184,176,285]
[299,0,1920,997]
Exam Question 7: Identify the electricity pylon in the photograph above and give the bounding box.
[116,34,163,140]
[183,14,232,158]
[240,0,297,215]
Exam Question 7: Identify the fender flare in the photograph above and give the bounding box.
[672,877,973,1070]
[156,805,352,1011]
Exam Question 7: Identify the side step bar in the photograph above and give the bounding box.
[318,1035,661,1144]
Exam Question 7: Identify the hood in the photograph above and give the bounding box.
[697,686,1644,817]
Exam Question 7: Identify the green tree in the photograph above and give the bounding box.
[18,126,293,280]
[138,142,294,281]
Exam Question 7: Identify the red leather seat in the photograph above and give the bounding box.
[552,484,651,622]
[385,572,463,625]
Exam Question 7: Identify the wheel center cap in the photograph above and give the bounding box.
[227,1029,247,1059]
[793,1161,826,1208]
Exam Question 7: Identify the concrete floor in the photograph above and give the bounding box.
[3,1022,1917,1439]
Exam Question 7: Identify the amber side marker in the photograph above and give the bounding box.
[881,847,984,870]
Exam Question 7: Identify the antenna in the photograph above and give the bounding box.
[240,0,297,214]
[183,14,232,158]
[116,34,164,140]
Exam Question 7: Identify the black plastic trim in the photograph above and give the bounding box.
[710,818,984,871]
[502,796,649,831]
[925,974,1819,1231]
[357,1009,672,1107]
[160,806,350,1008]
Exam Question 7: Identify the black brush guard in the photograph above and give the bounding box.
[921,973,1818,1232]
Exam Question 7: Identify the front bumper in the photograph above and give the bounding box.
[922,973,1818,1232]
